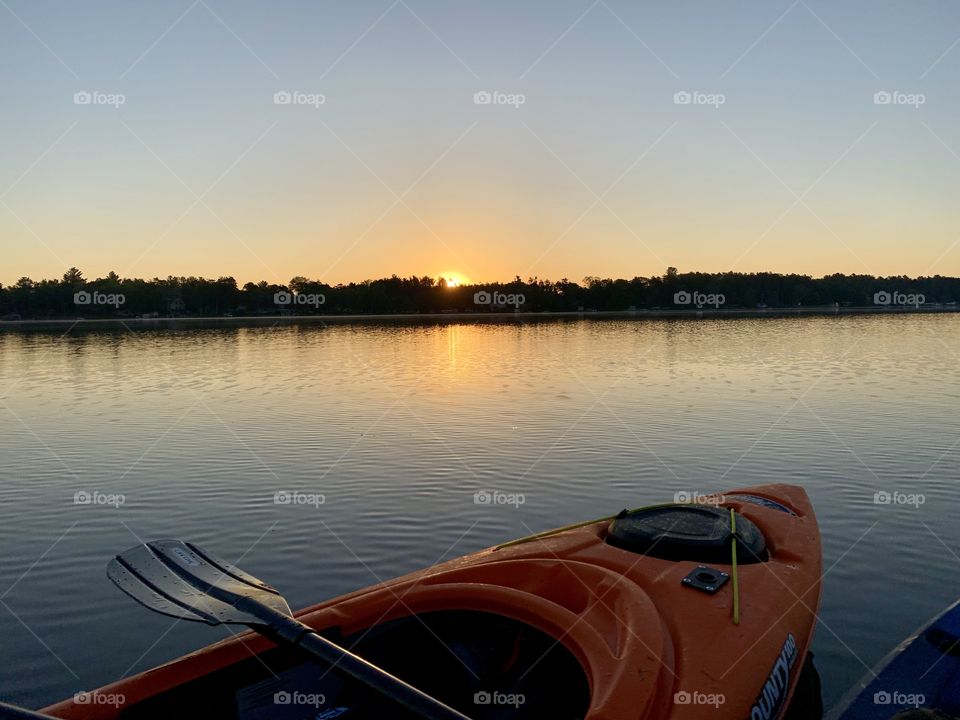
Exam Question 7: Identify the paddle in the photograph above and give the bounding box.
[107,539,471,720]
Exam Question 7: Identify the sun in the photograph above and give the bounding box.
[438,271,470,288]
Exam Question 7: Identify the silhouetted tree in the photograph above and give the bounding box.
[2,269,958,319]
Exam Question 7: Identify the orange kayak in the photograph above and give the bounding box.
[43,483,822,720]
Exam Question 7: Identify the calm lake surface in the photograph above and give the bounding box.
[1,314,959,711]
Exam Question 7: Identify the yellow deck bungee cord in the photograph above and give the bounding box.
[731,507,740,625]
[493,503,675,550]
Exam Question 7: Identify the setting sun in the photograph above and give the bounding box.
[438,272,470,288]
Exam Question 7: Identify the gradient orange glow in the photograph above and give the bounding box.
[3,3,960,286]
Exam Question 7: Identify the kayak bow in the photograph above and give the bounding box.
[42,483,822,720]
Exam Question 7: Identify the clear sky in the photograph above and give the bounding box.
[3,0,960,286]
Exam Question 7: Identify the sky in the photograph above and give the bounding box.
[2,0,960,286]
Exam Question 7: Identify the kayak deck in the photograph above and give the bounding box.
[44,483,823,720]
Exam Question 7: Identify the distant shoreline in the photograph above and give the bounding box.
[1,304,957,330]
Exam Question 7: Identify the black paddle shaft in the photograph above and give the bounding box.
[108,540,473,720]
[234,597,472,720]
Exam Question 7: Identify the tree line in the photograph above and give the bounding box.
[1,267,958,319]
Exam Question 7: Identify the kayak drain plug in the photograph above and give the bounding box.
[681,565,730,594]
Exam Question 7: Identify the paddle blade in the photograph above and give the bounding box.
[107,540,292,626]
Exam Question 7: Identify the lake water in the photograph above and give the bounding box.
[1,314,959,712]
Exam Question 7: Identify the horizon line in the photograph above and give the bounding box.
[8,267,960,288]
